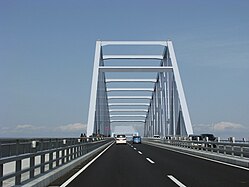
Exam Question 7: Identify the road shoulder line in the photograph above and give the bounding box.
[60,141,114,187]
[144,141,249,171]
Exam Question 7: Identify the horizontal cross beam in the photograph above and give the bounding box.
[103,55,163,60]
[105,79,157,83]
[100,41,167,46]
[107,88,154,92]
[110,120,145,123]
[110,115,147,118]
[108,103,150,106]
[109,109,148,112]
[99,66,173,72]
[108,96,152,100]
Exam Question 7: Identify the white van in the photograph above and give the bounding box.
[116,134,127,144]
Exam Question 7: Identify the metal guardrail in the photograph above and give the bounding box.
[144,137,249,159]
[0,137,101,158]
[0,137,112,186]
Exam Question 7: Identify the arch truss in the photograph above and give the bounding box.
[87,41,193,137]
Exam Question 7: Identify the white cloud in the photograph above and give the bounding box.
[193,121,249,139]
[112,126,136,135]
[111,124,144,136]
[16,124,43,130]
[1,121,248,139]
[0,124,43,133]
[57,123,87,132]
[0,122,87,138]
[193,121,246,132]
[16,124,32,129]
[213,122,245,131]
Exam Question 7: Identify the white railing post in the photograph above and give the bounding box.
[217,137,220,154]
[240,146,244,158]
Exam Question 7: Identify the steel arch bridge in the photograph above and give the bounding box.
[87,41,193,137]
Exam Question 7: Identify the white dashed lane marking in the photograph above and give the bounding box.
[146,157,155,164]
[128,143,186,186]
[167,175,187,187]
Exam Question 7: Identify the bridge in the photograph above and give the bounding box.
[87,40,193,138]
[0,41,249,187]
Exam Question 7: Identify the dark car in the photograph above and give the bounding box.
[188,134,202,147]
[132,136,141,144]
[200,134,216,141]
[200,134,217,148]
[188,134,201,141]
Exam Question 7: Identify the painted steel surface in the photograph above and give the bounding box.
[87,41,193,137]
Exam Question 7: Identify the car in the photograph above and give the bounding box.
[116,134,127,144]
[200,134,217,148]
[132,136,141,144]
[188,134,202,147]
[188,134,201,141]
[200,134,216,141]
[153,135,160,138]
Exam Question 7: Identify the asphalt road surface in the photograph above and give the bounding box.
[61,141,249,187]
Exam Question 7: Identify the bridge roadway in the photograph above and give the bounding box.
[52,141,249,187]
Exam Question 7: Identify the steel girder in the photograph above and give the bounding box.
[87,41,193,137]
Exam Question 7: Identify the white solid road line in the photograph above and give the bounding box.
[138,151,142,155]
[146,157,155,164]
[167,175,187,187]
[153,143,249,171]
[60,142,114,187]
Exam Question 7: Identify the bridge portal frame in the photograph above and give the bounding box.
[87,41,193,137]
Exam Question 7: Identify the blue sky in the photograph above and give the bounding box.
[0,0,249,138]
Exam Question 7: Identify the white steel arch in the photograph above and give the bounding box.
[87,40,193,137]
